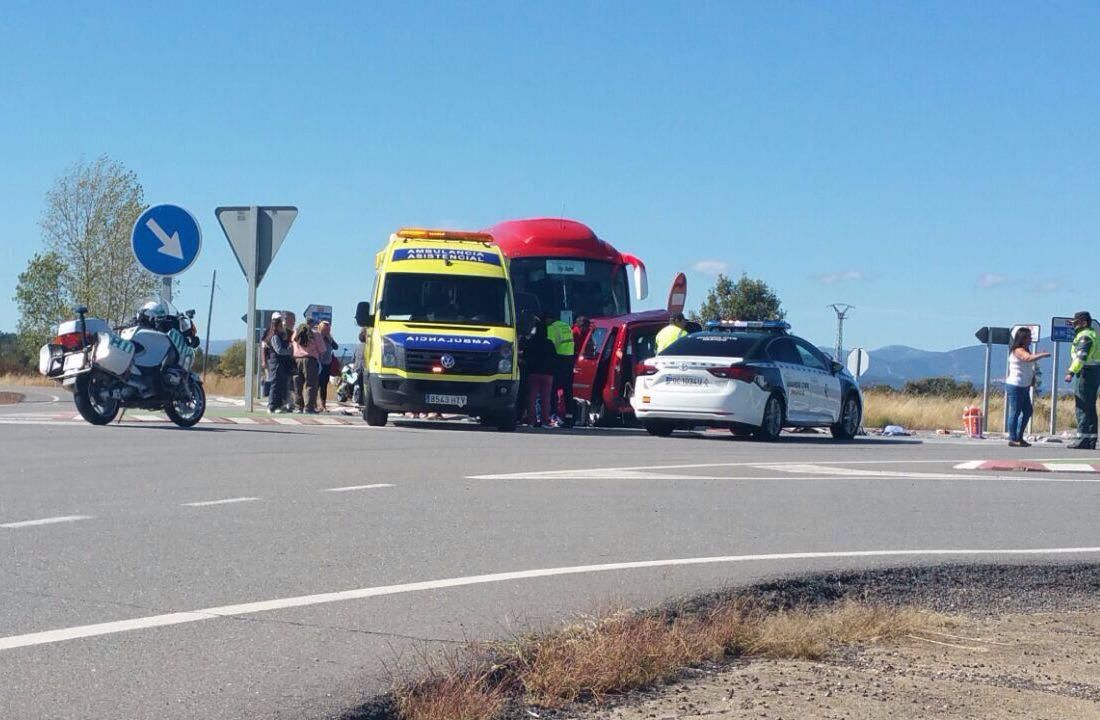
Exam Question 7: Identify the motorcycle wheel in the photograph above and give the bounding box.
[164,377,206,428]
[73,371,120,425]
[336,385,350,403]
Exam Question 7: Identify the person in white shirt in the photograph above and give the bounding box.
[1005,327,1050,447]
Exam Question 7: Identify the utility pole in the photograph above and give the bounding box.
[202,269,217,382]
[828,304,855,360]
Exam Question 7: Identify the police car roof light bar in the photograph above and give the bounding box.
[396,228,495,243]
[705,319,791,332]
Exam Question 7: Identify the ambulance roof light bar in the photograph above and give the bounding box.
[705,319,791,333]
[396,228,495,243]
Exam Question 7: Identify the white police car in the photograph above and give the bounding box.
[630,321,863,441]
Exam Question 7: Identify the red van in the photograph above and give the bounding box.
[573,310,670,426]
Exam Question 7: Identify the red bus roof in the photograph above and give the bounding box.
[486,218,623,262]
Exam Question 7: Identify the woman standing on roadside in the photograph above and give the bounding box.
[291,322,324,414]
[1006,327,1050,447]
[316,321,339,412]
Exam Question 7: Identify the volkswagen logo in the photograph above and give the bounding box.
[439,353,456,370]
[679,362,688,372]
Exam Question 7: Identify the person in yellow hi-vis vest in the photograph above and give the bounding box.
[655,313,688,354]
[1064,310,1100,450]
[544,313,576,427]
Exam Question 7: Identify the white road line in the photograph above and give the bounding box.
[182,497,260,507]
[761,464,974,480]
[2,546,1100,652]
[954,461,985,470]
[323,483,395,492]
[1,515,91,529]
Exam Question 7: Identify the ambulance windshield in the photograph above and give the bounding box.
[380,273,512,327]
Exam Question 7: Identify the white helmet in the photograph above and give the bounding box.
[140,301,168,320]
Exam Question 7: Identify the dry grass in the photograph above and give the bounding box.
[0,372,53,387]
[0,372,249,397]
[863,389,1077,432]
[394,597,946,720]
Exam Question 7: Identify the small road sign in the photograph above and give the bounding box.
[130,204,202,277]
[1051,316,1076,343]
[1010,323,1041,347]
[846,348,870,378]
[975,326,1011,345]
[303,304,332,325]
[666,273,687,315]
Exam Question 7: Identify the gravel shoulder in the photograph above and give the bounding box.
[561,565,1100,720]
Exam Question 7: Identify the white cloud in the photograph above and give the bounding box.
[978,272,1009,289]
[1032,280,1064,294]
[691,259,728,276]
[815,270,864,285]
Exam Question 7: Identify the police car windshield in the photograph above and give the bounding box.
[660,334,764,357]
[380,273,513,327]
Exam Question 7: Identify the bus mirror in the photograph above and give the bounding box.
[355,301,373,327]
[622,253,648,301]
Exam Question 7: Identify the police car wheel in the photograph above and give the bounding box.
[831,395,861,440]
[753,395,784,442]
[645,420,675,437]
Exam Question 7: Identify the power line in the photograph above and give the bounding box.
[827,304,854,360]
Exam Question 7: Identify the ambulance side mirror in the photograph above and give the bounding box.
[355,301,373,328]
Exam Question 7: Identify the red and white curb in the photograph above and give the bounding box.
[955,460,1100,473]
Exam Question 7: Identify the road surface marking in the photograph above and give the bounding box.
[182,497,260,507]
[323,483,395,492]
[3,546,1100,651]
[1,515,91,529]
[761,464,974,480]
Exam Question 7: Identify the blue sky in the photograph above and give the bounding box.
[1,1,1096,352]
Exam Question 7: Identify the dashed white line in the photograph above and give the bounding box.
[1,515,92,529]
[2,546,1100,651]
[182,497,260,507]
[323,483,395,492]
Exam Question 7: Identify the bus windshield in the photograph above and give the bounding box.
[508,258,629,322]
[380,273,513,326]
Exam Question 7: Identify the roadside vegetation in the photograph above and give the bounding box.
[863,387,1076,432]
[389,596,944,720]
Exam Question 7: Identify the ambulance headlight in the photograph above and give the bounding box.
[497,343,513,374]
[381,338,398,368]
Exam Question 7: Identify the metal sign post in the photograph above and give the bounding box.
[1049,316,1078,436]
[975,326,1011,435]
[217,205,298,412]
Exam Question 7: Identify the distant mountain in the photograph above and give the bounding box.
[857,340,1062,389]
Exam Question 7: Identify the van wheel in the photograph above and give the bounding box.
[754,395,784,441]
[361,386,388,427]
[831,395,861,440]
[645,420,675,437]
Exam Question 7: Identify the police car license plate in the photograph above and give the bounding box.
[426,393,467,407]
[664,374,707,386]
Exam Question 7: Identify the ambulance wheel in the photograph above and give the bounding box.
[831,394,861,440]
[754,395,784,442]
[361,387,388,427]
[644,421,675,437]
[73,371,120,426]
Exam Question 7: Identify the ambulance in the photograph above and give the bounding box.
[354,228,521,430]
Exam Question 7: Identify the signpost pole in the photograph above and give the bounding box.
[244,206,259,413]
[203,269,216,382]
[1051,342,1060,436]
[981,339,992,435]
[160,276,173,304]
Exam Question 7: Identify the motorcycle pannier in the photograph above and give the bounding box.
[92,332,135,377]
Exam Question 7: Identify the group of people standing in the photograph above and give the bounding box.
[521,312,580,428]
[262,313,339,414]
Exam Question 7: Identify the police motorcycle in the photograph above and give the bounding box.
[38,299,206,427]
[335,361,362,406]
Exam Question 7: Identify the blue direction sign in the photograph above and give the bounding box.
[130,204,202,276]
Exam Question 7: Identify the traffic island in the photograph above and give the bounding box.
[338,564,1100,720]
[0,391,24,405]
[955,459,1100,473]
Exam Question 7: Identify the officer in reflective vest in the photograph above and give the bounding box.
[544,314,576,426]
[655,313,689,354]
[1064,310,1100,450]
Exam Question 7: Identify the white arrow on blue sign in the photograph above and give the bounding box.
[130,204,202,277]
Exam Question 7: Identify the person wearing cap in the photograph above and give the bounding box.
[655,313,688,354]
[543,313,576,427]
[1064,310,1100,450]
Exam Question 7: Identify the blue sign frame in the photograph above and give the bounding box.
[130,204,203,277]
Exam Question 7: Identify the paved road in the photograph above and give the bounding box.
[2,396,1099,719]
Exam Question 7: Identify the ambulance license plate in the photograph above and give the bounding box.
[426,393,467,407]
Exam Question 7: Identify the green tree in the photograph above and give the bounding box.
[39,156,156,326]
[217,341,247,377]
[13,250,70,360]
[691,273,785,323]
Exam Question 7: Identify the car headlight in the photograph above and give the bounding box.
[381,338,398,368]
[498,357,513,374]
